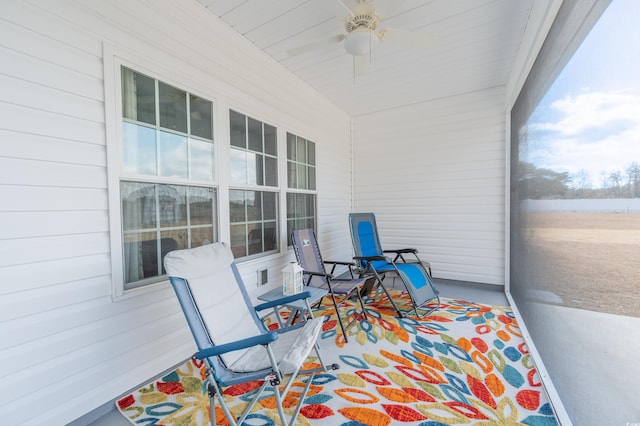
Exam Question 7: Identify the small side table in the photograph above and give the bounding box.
[258,285,328,326]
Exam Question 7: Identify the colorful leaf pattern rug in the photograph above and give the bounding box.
[117,290,558,425]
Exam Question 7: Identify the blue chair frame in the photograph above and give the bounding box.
[349,212,440,318]
[164,242,338,425]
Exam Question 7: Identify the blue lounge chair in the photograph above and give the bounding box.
[348,212,440,318]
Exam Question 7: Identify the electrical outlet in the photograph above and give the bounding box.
[257,268,268,286]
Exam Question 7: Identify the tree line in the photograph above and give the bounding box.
[518,161,640,199]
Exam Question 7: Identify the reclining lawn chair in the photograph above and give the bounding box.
[292,228,368,342]
[164,242,338,426]
[348,212,440,318]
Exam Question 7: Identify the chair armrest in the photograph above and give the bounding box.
[304,270,333,279]
[354,255,389,262]
[324,260,357,277]
[195,332,278,359]
[324,260,356,266]
[383,248,418,254]
[254,291,312,311]
[384,248,420,263]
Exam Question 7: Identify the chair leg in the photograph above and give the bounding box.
[206,373,238,426]
[206,380,216,426]
[329,293,349,342]
[370,269,405,317]
[355,288,368,323]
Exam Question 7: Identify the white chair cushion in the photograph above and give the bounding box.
[164,243,262,366]
[228,317,323,375]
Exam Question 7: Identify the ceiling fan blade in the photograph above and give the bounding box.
[381,28,437,50]
[336,0,355,17]
[318,0,355,18]
[373,0,407,20]
[287,34,345,57]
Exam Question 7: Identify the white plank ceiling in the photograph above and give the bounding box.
[196,0,545,117]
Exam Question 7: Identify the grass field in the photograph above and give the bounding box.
[520,212,640,317]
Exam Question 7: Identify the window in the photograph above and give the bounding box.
[286,133,317,244]
[229,110,278,258]
[118,66,217,290]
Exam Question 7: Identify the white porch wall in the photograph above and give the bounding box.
[0,0,351,424]
[352,87,506,285]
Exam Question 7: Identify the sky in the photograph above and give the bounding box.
[523,0,640,188]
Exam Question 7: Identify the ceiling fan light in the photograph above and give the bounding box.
[344,28,379,56]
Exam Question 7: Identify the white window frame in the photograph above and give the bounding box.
[104,46,219,299]
[228,109,280,260]
[286,132,317,246]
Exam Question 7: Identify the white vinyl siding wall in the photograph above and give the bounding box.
[0,1,351,424]
[352,87,506,285]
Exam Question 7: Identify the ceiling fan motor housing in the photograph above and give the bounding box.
[343,1,383,56]
[345,13,380,32]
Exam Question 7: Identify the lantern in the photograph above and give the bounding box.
[282,261,303,295]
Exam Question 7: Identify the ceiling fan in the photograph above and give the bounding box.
[287,0,436,70]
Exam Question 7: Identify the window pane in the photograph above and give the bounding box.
[230,110,246,148]
[230,224,247,258]
[122,182,156,229]
[295,193,307,216]
[122,122,157,175]
[229,189,246,222]
[286,193,316,245]
[189,138,213,181]
[305,217,315,230]
[306,193,315,216]
[246,191,262,222]
[246,152,258,185]
[158,185,186,228]
[189,94,213,140]
[190,226,214,247]
[158,82,187,133]
[263,222,277,251]
[121,67,156,125]
[248,117,262,152]
[296,138,306,162]
[158,131,188,178]
[308,141,315,166]
[296,164,307,189]
[248,223,263,255]
[263,192,277,220]
[287,133,296,160]
[255,153,264,186]
[230,149,247,185]
[287,162,296,189]
[265,156,277,187]
[264,124,277,155]
[123,231,157,283]
[308,166,316,190]
[189,187,214,225]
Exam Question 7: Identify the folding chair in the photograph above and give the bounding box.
[292,228,368,342]
[164,242,338,426]
[348,212,440,318]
